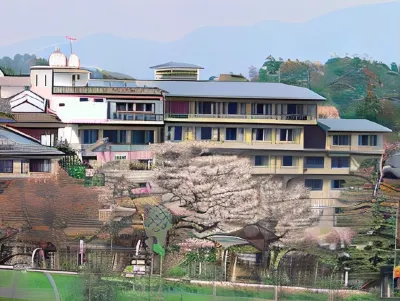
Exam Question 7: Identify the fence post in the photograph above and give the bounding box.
[274,285,278,301]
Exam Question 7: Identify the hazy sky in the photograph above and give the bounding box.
[1,0,395,45]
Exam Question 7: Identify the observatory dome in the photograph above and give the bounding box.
[49,48,67,67]
[68,53,80,68]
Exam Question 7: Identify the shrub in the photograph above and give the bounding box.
[167,266,187,278]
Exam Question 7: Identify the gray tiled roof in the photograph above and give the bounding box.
[149,62,204,70]
[136,80,325,100]
[318,119,392,133]
[0,127,64,156]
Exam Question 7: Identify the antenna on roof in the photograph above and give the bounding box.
[66,36,77,54]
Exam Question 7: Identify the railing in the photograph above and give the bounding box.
[165,113,316,120]
[112,112,163,121]
[53,86,163,95]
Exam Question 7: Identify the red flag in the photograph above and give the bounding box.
[66,36,77,41]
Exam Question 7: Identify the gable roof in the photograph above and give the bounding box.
[136,80,325,100]
[9,90,47,112]
[318,119,392,133]
[0,125,63,156]
[11,113,62,124]
[149,61,204,70]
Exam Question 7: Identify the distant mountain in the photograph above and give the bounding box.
[0,1,398,79]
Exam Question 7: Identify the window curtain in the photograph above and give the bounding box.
[30,159,51,173]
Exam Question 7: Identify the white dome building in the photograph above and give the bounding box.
[68,53,80,68]
[49,48,67,67]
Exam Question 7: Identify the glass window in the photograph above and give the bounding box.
[254,156,268,167]
[279,129,293,141]
[225,128,237,141]
[79,97,88,102]
[30,159,51,173]
[256,104,264,114]
[228,103,238,114]
[131,130,154,145]
[331,157,350,168]
[304,157,324,168]
[358,135,369,146]
[103,130,127,144]
[174,127,182,141]
[83,130,98,144]
[201,127,212,140]
[252,129,272,141]
[145,104,153,112]
[94,98,103,103]
[305,179,323,191]
[358,135,378,146]
[282,156,293,167]
[0,160,13,173]
[331,180,346,189]
[332,135,350,146]
[116,103,126,111]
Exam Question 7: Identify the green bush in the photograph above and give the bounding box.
[344,294,379,301]
[167,266,187,278]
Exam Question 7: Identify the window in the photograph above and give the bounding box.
[115,155,127,160]
[225,128,237,140]
[279,129,294,141]
[94,98,104,103]
[59,103,65,107]
[44,75,47,87]
[103,130,127,144]
[254,156,268,167]
[358,135,378,146]
[82,130,98,144]
[304,157,324,168]
[77,75,80,80]
[136,104,144,111]
[253,104,272,115]
[116,103,126,111]
[196,127,212,140]
[131,130,154,145]
[174,127,182,141]
[30,159,51,173]
[331,180,346,189]
[282,156,293,167]
[35,74,38,87]
[305,179,323,191]
[331,157,350,168]
[145,104,152,112]
[40,134,55,147]
[228,103,238,114]
[252,128,272,141]
[80,97,89,102]
[198,102,212,114]
[332,135,350,146]
[0,160,13,173]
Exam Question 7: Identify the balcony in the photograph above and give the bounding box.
[52,86,163,96]
[165,113,316,124]
[111,112,163,122]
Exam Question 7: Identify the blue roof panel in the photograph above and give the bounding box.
[318,119,392,132]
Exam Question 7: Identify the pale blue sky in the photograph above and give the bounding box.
[1,0,395,45]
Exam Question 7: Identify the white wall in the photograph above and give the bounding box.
[58,124,79,144]
[0,86,25,98]
[54,72,89,87]
[51,96,107,122]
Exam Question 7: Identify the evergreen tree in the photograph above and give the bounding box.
[391,62,399,73]
[356,84,382,122]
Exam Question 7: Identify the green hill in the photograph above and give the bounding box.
[257,56,400,130]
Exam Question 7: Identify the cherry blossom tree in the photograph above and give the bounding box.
[151,142,318,244]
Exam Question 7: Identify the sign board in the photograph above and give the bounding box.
[85,169,95,177]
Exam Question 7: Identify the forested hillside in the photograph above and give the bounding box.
[0,54,48,75]
[254,56,400,131]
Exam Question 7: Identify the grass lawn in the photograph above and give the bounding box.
[51,274,84,301]
[0,270,13,287]
[16,272,52,290]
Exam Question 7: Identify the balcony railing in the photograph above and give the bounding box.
[165,113,315,121]
[53,86,163,95]
[112,112,163,121]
